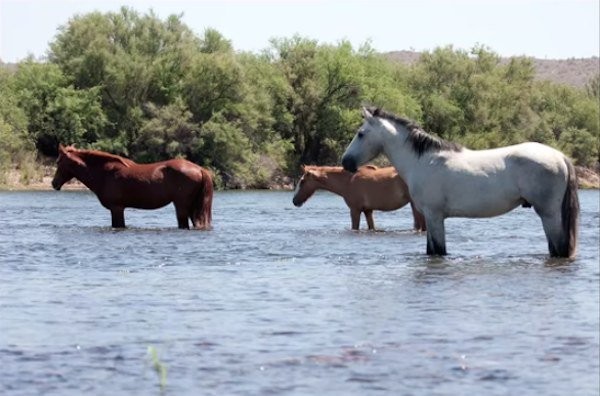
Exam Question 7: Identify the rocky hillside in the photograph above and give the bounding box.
[386,51,599,88]
[3,52,599,88]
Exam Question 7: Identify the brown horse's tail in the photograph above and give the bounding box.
[559,158,579,258]
[193,168,214,230]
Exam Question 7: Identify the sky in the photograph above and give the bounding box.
[0,0,598,63]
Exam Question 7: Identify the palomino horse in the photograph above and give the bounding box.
[293,165,426,231]
[52,144,213,229]
[342,107,579,258]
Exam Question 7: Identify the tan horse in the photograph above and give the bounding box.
[293,165,426,231]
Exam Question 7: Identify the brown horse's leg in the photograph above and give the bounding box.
[365,210,375,230]
[350,208,361,230]
[174,204,190,229]
[110,207,126,228]
[410,201,427,231]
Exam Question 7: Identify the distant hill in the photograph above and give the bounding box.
[3,53,599,88]
[0,60,18,72]
[386,50,600,88]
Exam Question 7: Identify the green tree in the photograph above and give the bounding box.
[133,99,202,163]
[269,37,419,169]
[0,68,32,176]
[11,61,106,155]
[49,7,201,153]
[409,46,537,147]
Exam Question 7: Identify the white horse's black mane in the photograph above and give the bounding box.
[367,107,462,157]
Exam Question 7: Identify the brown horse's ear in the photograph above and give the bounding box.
[301,164,306,173]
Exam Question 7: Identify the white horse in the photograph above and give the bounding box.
[341,107,579,258]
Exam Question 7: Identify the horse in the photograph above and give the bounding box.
[51,144,213,230]
[341,107,579,258]
[293,165,426,231]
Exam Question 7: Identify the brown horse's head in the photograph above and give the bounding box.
[292,165,320,207]
[52,144,84,190]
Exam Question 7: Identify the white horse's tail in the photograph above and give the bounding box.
[560,158,579,258]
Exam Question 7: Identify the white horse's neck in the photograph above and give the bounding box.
[379,119,421,180]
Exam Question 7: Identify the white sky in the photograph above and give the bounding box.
[0,0,598,63]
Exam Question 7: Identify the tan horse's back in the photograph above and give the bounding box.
[348,166,410,211]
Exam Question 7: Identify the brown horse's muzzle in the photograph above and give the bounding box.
[51,178,62,191]
[292,196,304,207]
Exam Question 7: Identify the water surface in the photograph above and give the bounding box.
[1,190,598,395]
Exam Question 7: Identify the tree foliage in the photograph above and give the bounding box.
[1,9,598,188]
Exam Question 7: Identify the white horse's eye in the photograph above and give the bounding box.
[358,132,364,139]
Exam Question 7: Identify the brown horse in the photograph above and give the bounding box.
[52,144,213,229]
[293,165,426,231]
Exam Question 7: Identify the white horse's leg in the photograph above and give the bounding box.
[532,189,571,257]
[539,213,565,257]
[425,214,447,255]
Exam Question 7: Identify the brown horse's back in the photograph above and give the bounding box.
[104,160,201,209]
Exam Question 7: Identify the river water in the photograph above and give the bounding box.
[0,189,598,395]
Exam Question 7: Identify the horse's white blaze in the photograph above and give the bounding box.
[293,177,303,198]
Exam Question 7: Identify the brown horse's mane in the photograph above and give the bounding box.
[70,148,135,168]
[367,106,462,157]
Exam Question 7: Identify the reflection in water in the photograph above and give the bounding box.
[0,190,598,395]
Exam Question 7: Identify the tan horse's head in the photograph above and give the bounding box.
[52,144,84,190]
[292,165,321,207]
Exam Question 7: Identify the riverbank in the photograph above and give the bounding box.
[1,165,599,191]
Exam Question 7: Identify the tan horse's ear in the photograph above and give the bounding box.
[301,164,306,173]
[58,144,66,154]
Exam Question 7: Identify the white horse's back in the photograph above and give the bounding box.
[417,142,570,218]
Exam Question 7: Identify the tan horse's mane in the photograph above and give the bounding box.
[303,164,379,174]
[304,165,343,173]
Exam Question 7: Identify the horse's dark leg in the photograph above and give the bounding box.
[410,201,426,232]
[365,210,375,230]
[350,208,361,230]
[425,215,447,255]
[110,207,126,228]
[174,204,190,230]
[539,213,563,257]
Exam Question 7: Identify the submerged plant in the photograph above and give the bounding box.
[147,346,168,390]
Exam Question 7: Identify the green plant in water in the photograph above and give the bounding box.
[147,346,167,390]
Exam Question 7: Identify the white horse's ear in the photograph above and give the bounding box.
[362,107,373,119]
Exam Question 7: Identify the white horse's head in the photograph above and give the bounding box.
[341,107,387,173]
